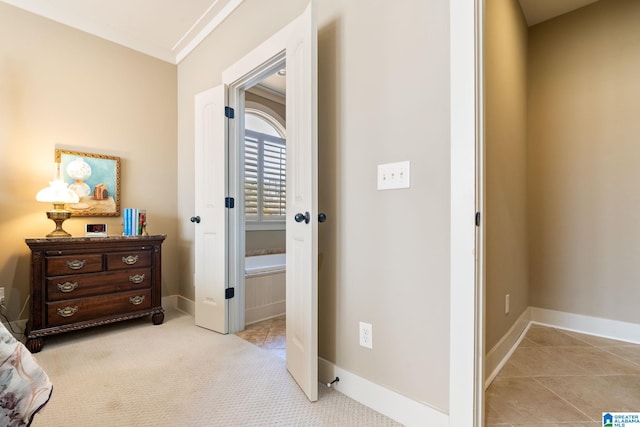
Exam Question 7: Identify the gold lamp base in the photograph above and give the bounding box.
[46,210,72,237]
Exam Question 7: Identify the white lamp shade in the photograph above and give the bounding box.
[36,180,80,204]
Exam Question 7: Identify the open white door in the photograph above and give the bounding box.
[284,3,318,402]
[194,85,228,334]
[219,1,317,401]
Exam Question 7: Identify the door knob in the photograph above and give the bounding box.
[294,212,310,224]
[318,213,327,223]
[190,216,201,223]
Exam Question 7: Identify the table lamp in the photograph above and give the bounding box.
[36,164,80,237]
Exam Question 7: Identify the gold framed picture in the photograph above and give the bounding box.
[55,149,121,217]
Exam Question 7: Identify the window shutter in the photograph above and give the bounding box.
[244,134,259,219]
[244,130,286,223]
[262,138,286,219]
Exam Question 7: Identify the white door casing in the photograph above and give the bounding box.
[194,85,228,334]
[449,0,484,425]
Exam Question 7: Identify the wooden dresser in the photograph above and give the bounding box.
[25,235,166,353]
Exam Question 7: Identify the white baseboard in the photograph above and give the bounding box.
[529,307,640,344]
[484,308,531,388]
[318,357,448,427]
[245,301,285,324]
[485,307,640,390]
[166,295,195,316]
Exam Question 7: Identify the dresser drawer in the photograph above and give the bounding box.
[26,235,165,352]
[46,268,152,301]
[105,251,152,271]
[46,254,103,276]
[46,289,152,327]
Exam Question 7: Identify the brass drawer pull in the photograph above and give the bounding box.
[129,295,145,305]
[66,259,86,270]
[129,274,145,284]
[57,306,78,318]
[57,281,79,293]
[122,255,139,265]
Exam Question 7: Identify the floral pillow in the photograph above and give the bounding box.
[0,324,52,427]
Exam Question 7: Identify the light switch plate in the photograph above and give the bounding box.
[377,161,410,190]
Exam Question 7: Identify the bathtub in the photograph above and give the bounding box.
[245,253,286,277]
[244,253,286,324]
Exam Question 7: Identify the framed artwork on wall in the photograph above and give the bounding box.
[55,149,121,217]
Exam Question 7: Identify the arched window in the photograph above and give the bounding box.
[244,110,286,228]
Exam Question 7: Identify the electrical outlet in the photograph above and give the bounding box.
[359,321,373,349]
[0,287,4,306]
[505,294,510,315]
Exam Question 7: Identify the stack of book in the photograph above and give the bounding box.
[123,208,146,236]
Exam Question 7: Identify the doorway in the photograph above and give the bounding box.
[236,68,288,360]
[482,0,640,424]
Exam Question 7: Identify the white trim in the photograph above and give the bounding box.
[318,358,448,427]
[175,0,244,63]
[530,307,640,345]
[484,308,531,388]
[244,107,286,136]
[171,1,223,52]
[244,301,285,325]
[449,0,483,426]
[0,0,244,64]
[221,24,291,85]
[484,307,640,391]
[169,294,196,316]
[227,56,286,333]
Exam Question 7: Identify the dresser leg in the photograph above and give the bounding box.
[152,311,164,325]
[26,337,44,353]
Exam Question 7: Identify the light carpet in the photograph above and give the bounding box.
[31,308,401,426]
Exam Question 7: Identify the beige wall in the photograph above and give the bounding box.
[484,0,529,350]
[178,0,451,411]
[528,0,640,323]
[0,3,178,320]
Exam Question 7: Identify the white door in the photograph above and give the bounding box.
[194,85,228,334]
[283,3,318,402]
[209,1,318,401]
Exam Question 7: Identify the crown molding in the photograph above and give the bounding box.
[174,0,243,64]
[0,0,244,64]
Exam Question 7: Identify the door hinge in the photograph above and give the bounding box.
[225,197,235,208]
[224,106,235,119]
[225,287,235,299]
[475,212,481,227]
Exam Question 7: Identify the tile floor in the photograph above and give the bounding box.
[486,324,640,426]
[235,315,286,360]
[236,319,640,425]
